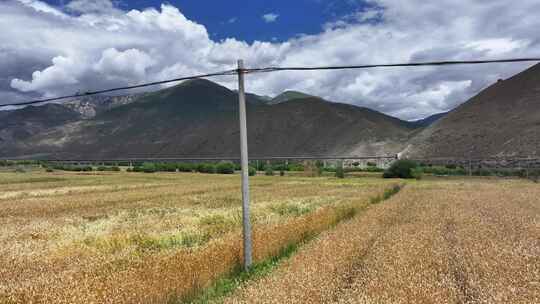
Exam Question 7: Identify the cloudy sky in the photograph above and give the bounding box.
[1,0,540,120]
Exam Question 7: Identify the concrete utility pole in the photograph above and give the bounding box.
[237,60,252,270]
[468,148,473,177]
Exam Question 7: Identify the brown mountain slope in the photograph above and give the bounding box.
[0,79,413,159]
[404,63,540,159]
[0,104,82,158]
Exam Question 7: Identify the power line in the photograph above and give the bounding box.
[0,69,237,108]
[2,57,540,108]
[244,58,540,73]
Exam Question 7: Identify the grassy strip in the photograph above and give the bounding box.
[370,184,404,204]
[0,177,66,185]
[181,242,304,304]
[182,184,404,304]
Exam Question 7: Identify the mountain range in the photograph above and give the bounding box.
[403,63,540,158]
[408,112,448,128]
[0,79,414,159]
[1,63,539,160]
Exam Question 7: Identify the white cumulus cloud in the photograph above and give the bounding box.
[11,56,83,95]
[94,48,155,80]
[262,13,279,23]
[2,0,540,120]
[66,0,119,14]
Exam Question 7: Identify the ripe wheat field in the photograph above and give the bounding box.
[0,171,395,303]
[225,178,540,304]
[0,171,538,303]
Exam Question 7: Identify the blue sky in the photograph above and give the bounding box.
[41,0,370,42]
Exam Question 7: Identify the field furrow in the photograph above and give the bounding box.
[224,180,540,304]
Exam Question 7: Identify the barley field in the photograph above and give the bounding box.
[0,171,396,303]
[224,178,540,304]
[1,172,538,304]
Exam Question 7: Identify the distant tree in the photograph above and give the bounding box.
[177,163,195,172]
[248,166,256,176]
[141,162,156,173]
[216,162,235,174]
[196,163,217,174]
[335,161,345,179]
[383,160,419,179]
[288,163,304,172]
[273,162,289,172]
[163,163,177,172]
[530,169,540,183]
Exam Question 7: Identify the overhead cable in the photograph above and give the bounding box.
[2,57,540,108]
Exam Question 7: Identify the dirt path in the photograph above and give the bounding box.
[224,180,540,304]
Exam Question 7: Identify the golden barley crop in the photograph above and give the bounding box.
[0,171,394,303]
[225,178,540,304]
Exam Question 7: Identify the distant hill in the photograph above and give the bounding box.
[404,63,540,158]
[4,63,540,161]
[0,79,414,159]
[269,91,317,105]
[62,94,144,119]
[0,104,82,158]
[408,112,448,128]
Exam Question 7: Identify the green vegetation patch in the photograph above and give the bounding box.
[383,160,421,179]
[199,214,239,236]
[269,202,313,217]
[82,232,213,254]
[180,242,301,304]
[370,184,404,204]
[0,176,66,185]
